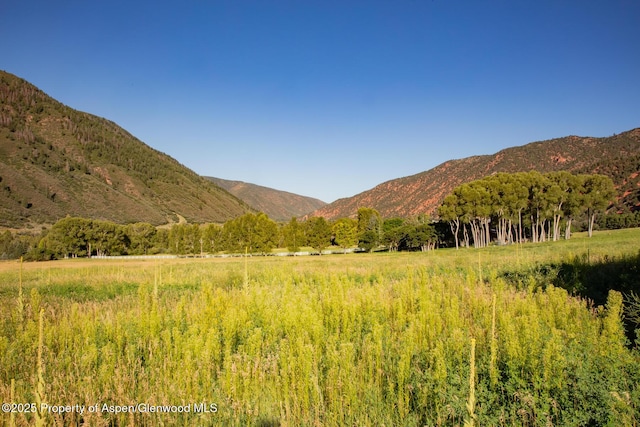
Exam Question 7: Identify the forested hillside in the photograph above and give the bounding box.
[0,71,252,228]
[3,69,638,230]
[313,129,640,220]
[579,152,640,212]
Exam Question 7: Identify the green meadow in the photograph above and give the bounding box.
[1,229,639,426]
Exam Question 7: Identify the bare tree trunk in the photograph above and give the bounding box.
[518,210,523,244]
[565,217,572,240]
[470,222,478,247]
[484,218,491,247]
[463,224,470,248]
[450,219,460,250]
[471,221,483,248]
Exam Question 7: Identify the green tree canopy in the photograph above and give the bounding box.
[305,216,332,253]
[281,217,304,252]
[332,217,358,252]
[438,172,617,247]
[357,207,382,252]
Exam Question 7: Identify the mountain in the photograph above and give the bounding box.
[0,70,252,228]
[205,177,326,221]
[312,128,640,220]
[579,151,640,213]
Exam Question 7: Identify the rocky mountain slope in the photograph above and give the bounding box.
[312,128,640,220]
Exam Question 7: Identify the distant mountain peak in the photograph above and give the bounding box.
[206,177,326,221]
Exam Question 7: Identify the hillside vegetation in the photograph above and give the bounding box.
[3,69,638,231]
[1,171,627,261]
[0,71,251,228]
[580,152,640,212]
[206,177,326,221]
[313,129,640,220]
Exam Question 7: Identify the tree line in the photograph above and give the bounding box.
[15,207,441,260]
[2,171,633,260]
[438,171,616,249]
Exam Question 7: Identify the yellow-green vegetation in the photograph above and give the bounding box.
[1,229,640,426]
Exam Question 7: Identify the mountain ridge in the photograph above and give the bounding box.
[0,70,252,228]
[2,70,638,228]
[311,129,640,220]
[205,177,326,221]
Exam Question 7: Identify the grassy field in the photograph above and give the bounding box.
[1,229,639,426]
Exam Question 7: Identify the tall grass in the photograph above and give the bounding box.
[1,229,639,426]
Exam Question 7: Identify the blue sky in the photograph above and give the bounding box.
[2,0,639,203]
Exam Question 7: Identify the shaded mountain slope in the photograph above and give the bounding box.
[206,177,326,221]
[0,70,251,228]
[312,128,640,220]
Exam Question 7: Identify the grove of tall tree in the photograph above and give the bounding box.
[438,171,615,248]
